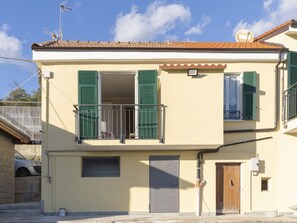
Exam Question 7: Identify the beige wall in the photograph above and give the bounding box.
[260,30,297,214]
[41,63,224,150]
[266,33,297,52]
[200,132,278,215]
[160,69,223,145]
[39,58,285,214]
[43,151,197,213]
[0,131,15,204]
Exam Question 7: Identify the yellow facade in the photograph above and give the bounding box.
[33,21,297,216]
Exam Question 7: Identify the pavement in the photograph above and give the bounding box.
[1,214,297,223]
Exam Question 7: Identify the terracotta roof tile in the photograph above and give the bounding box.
[160,64,227,70]
[254,19,297,42]
[32,40,282,50]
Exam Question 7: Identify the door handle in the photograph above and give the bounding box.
[229,179,234,186]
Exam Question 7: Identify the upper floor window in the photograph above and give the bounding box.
[224,74,241,120]
[224,72,257,121]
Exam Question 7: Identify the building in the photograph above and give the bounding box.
[0,118,30,204]
[32,19,297,215]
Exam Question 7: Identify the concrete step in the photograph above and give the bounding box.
[0,202,41,216]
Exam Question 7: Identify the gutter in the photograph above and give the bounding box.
[224,49,287,133]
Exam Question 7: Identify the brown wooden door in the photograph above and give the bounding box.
[216,163,240,214]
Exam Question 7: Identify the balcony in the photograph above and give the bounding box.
[73,104,166,143]
[283,83,297,133]
[224,110,241,120]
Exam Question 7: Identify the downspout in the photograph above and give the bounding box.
[45,77,51,183]
[224,49,287,133]
[196,136,272,216]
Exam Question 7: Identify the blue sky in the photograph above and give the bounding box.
[0,0,296,99]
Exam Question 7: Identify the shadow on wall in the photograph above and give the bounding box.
[42,121,195,216]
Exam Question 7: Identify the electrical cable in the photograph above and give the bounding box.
[1,71,39,99]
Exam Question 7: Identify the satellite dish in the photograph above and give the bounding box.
[235,29,254,42]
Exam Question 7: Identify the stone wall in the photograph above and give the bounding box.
[0,131,15,203]
[15,144,41,161]
[15,176,41,202]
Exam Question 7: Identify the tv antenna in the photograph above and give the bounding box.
[44,1,72,40]
[59,0,72,40]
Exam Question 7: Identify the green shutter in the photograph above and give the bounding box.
[287,51,297,119]
[288,51,297,87]
[138,70,157,139]
[78,71,98,139]
[242,71,257,120]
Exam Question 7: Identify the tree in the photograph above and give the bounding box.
[4,87,32,102]
[3,81,41,106]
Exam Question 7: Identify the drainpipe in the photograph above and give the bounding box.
[224,49,287,133]
[196,136,272,216]
[45,77,51,183]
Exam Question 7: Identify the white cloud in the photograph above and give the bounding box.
[113,1,191,41]
[0,24,22,58]
[233,0,297,37]
[263,0,275,12]
[185,16,211,35]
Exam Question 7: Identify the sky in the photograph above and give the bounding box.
[0,0,296,100]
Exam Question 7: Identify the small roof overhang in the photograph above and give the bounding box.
[0,118,30,143]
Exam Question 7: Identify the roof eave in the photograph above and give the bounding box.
[0,119,31,143]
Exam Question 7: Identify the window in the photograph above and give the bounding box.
[224,72,257,120]
[82,157,120,177]
[261,177,271,191]
[224,74,241,120]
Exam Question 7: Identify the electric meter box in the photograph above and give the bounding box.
[250,158,259,172]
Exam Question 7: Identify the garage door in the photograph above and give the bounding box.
[149,156,179,213]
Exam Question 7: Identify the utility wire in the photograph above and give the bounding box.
[1,71,39,99]
[0,56,33,63]
[0,56,39,99]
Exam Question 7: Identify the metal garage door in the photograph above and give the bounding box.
[149,156,179,213]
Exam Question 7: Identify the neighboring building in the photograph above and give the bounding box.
[0,118,30,204]
[32,20,297,215]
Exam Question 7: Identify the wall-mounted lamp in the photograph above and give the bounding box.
[188,69,198,77]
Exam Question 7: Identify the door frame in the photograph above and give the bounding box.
[216,162,241,214]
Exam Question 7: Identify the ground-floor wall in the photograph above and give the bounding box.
[42,136,282,215]
[277,132,297,214]
[201,132,278,216]
[42,150,197,214]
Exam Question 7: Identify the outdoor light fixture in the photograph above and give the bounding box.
[188,69,198,77]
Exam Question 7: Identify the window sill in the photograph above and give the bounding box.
[224,119,244,122]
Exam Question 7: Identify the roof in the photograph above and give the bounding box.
[0,118,30,143]
[32,40,283,50]
[160,64,227,70]
[254,19,297,42]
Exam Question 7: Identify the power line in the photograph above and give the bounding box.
[1,71,39,99]
[0,56,33,63]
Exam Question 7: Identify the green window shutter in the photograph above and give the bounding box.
[78,71,98,139]
[242,71,257,120]
[287,51,297,119]
[288,51,297,87]
[138,70,157,139]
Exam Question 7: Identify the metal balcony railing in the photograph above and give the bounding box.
[283,82,297,122]
[224,110,241,120]
[73,104,166,143]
